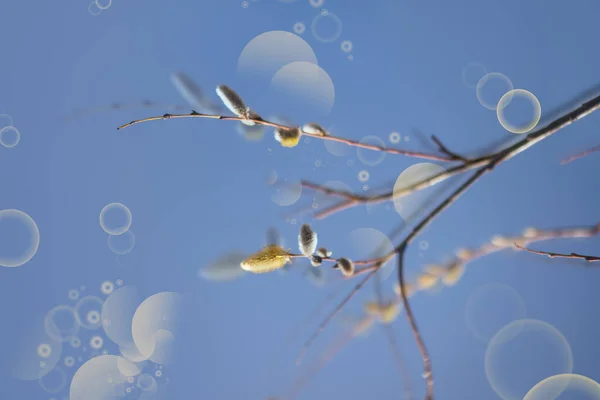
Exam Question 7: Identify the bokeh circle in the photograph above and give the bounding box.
[0,209,40,268]
[99,203,132,236]
[496,89,541,134]
[485,319,573,400]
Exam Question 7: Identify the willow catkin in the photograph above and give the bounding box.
[215,84,256,126]
[302,123,327,136]
[316,247,332,258]
[335,257,354,277]
[441,262,465,286]
[298,224,318,257]
[240,245,292,273]
[274,127,302,148]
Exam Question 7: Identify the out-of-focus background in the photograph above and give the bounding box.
[1,0,599,399]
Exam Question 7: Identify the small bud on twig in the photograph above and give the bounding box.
[441,262,465,286]
[333,257,355,277]
[310,255,323,267]
[298,224,318,257]
[302,123,328,136]
[274,126,302,148]
[316,247,332,258]
[417,272,439,290]
[240,245,292,274]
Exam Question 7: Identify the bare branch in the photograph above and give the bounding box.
[514,243,600,263]
[431,134,468,162]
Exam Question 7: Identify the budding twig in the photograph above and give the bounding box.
[514,243,600,263]
[117,110,456,161]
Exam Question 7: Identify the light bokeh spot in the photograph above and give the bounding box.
[497,89,542,134]
[237,31,318,81]
[393,163,446,220]
[0,125,20,148]
[311,10,343,43]
[270,61,335,116]
[0,209,40,268]
[99,203,132,236]
[271,181,303,206]
[476,72,514,110]
[357,135,387,166]
[524,374,600,400]
[108,230,136,255]
[346,228,395,281]
[465,283,526,343]
[70,355,140,400]
[485,319,573,400]
[131,292,182,365]
[74,296,104,330]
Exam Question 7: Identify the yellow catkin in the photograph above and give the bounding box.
[364,301,381,316]
[394,281,416,297]
[442,263,465,286]
[378,302,401,324]
[279,134,301,148]
[417,272,439,290]
[240,245,291,273]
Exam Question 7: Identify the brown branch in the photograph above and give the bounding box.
[431,135,468,162]
[117,111,455,162]
[561,144,600,165]
[514,243,600,263]
[301,94,600,221]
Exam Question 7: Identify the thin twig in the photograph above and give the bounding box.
[303,94,600,220]
[382,323,414,400]
[561,144,600,165]
[296,268,379,365]
[117,112,456,162]
[514,243,600,263]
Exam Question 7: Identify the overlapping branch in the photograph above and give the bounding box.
[117,84,600,400]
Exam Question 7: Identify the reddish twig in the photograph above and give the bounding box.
[117,112,456,162]
[561,144,600,165]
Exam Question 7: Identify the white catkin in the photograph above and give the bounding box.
[336,257,354,277]
[302,123,327,136]
[216,85,250,119]
[298,224,318,257]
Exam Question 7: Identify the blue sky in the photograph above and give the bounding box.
[1,0,600,399]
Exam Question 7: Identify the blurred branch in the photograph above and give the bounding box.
[514,243,600,263]
[561,144,600,165]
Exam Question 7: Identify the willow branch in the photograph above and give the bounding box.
[117,111,455,162]
[303,94,600,220]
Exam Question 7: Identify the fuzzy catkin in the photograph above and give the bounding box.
[274,127,301,148]
[240,245,291,274]
[298,224,318,257]
[336,257,354,277]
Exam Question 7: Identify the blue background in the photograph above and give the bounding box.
[1,0,599,399]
